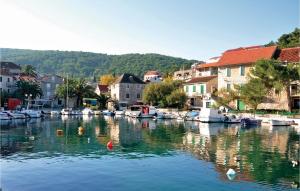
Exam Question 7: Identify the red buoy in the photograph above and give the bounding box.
[107,140,113,150]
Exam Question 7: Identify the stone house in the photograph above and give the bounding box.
[110,73,146,105]
[40,74,64,107]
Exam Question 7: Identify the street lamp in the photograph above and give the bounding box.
[25,93,33,110]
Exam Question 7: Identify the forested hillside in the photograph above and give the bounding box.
[0,48,198,78]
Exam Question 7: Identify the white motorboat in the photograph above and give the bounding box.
[82,108,94,115]
[115,110,125,115]
[127,105,157,118]
[50,111,60,116]
[20,110,42,118]
[61,108,72,115]
[270,119,294,126]
[2,111,26,119]
[0,112,11,120]
[196,108,225,123]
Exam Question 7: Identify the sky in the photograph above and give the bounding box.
[0,0,298,61]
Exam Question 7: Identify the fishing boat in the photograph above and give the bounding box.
[0,112,11,120]
[20,109,42,118]
[270,119,294,126]
[185,111,199,121]
[196,108,225,123]
[223,115,241,124]
[2,111,26,119]
[155,112,176,119]
[127,105,157,118]
[240,118,262,127]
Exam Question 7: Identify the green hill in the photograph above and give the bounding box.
[0,48,198,78]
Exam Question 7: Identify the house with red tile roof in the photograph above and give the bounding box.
[95,84,109,96]
[143,70,162,83]
[197,45,300,110]
[184,75,218,108]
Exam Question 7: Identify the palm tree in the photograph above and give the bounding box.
[74,78,95,107]
[22,65,37,77]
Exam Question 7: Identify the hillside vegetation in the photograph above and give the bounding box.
[0,48,197,78]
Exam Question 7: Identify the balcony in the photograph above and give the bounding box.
[6,82,16,87]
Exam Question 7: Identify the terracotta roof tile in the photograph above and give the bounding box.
[97,85,109,92]
[198,46,277,69]
[145,70,161,76]
[185,75,217,84]
[278,47,300,63]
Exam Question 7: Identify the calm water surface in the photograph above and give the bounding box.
[1,115,299,191]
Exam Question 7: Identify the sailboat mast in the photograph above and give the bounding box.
[66,74,69,108]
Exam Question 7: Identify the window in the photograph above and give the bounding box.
[240,66,245,76]
[47,91,51,97]
[7,89,10,93]
[185,86,189,92]
[7,78,10,82]
[192,85,196,92]
[227,84,231,91]
[137,93,140,99]
[127,84,129,88]
[200,84,205,94]
[0,77,2,82]
[47,83,51,89]
[126,94,130,98]
[226,68,231,77]
[206,102,211,108]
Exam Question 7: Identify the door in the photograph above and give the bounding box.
[237,100,245,110]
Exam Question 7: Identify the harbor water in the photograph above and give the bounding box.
[1,115,299,191]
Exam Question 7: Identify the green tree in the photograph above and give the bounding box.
[235,79,268,115]
[22,65,37,77]
[213,88,237,109]
[250,59,300,112]
[56,78,77,107]
[277,28,300,48]
[166,89,187,108]
[56,77,96,108]
[15,80,43,100]
[143,80,185,108]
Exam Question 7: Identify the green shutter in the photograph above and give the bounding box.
[193,85,196,92]
[227,68,231,77]
[185,86,189,92]
[200,85,204,94]
[237,100,245,110]
[240,66,245,76]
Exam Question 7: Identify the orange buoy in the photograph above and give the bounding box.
[56,129,63,136]
[107,140,113,150]
[78,126,85,136]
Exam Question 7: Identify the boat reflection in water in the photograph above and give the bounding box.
[1,116,299,191]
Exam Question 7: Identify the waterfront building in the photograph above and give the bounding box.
[40,74,64,107]
[197,45,300,110]
[0,69,16,93]
[110,73,146,105]
[0,61,21,75]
